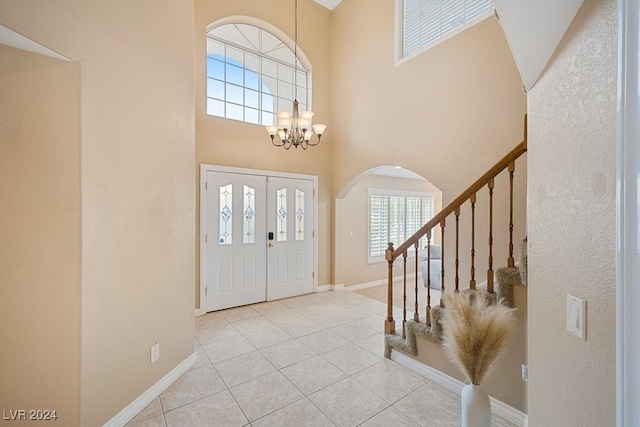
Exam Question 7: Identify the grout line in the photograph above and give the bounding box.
[160,292,499,425]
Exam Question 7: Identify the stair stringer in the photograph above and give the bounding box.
[384,266,520,359]
[384,306,444,358]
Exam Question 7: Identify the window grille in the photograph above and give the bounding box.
[207,23,309,126]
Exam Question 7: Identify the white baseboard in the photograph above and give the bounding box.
[391,352,528,427]
[345,273,417,291]
[316,283,345,292]
[104,352,197,427]
[194,308,202,316]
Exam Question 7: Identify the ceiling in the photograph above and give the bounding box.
[313,0,343,10]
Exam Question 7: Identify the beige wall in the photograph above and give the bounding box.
[331,1,529,411]
[0,1,196,425]
[330,0,526,200]
[339,174,443,286]
[194,0,333,309]
[0,46,81,425]
[527,0,617,424]
[330,0,527,288]
[415,285,528,411]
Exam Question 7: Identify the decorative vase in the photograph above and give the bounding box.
[461,384,491,427]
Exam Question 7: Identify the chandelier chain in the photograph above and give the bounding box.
[294,0,298,98]
[265,0,326,149]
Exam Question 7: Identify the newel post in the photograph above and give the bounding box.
[385,242,396,334]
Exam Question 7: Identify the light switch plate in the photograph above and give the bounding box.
[567,295,586,339]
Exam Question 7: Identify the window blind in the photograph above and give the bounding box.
[402,0,492,58]
[369,192,436,258]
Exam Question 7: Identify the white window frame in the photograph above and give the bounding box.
[368,188,436,264]
[394,0,494,66]
[206,16,314,126]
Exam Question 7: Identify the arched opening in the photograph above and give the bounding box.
[333,165,443,290]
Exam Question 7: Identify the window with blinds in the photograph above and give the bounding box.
[400,0,493,60]
[368,190,436,262]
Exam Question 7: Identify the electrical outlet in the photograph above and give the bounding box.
[151,342,160,363]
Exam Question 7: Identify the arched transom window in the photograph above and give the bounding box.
[206,21,310,126]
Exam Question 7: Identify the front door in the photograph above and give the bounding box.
[267,177,314,301]
[202,168,316,312]
[205,171,267,311]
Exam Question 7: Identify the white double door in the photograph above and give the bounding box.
[204,170,315,312]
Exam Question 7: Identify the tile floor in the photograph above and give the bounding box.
[127,291,517,427]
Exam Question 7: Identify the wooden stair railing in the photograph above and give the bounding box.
[385,118,528,336]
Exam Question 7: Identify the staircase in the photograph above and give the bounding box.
[382,117,528,379]
[385,239,527,357]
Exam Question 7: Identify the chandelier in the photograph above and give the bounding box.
[265,0,326,149]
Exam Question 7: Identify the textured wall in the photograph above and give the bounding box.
[527,0,617,424]
[0,46,81,425]
[0,1,196,424]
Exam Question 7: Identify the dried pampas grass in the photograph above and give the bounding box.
[442,291,516,385]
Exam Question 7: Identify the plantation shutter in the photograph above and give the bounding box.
[401,0,492,58]
[389,196,406,248]
[369,195,389,257]
[405,196,422,245]
[369,192,436,260]
[420,197,436,247]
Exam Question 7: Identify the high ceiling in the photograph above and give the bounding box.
[313,0,343,10]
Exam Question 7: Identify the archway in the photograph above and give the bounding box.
[333,165,442,289]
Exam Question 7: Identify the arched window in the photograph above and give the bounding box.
[206,20,310,126]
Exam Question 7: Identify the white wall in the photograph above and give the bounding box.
[527,0,617,424]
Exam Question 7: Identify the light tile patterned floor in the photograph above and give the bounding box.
[127,291,517,427]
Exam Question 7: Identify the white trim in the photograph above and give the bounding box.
[617,1,640,425]
[315,283,345,292]
[199,164,319,314]
[0,24,73,62]
[391,352,528,426]
[194,308,202,317]
[344,273,417,291]
[104,353,197,427]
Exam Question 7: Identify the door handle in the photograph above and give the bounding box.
[268,243,274,248]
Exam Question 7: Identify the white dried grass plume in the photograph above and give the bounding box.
[442,291,516,385]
